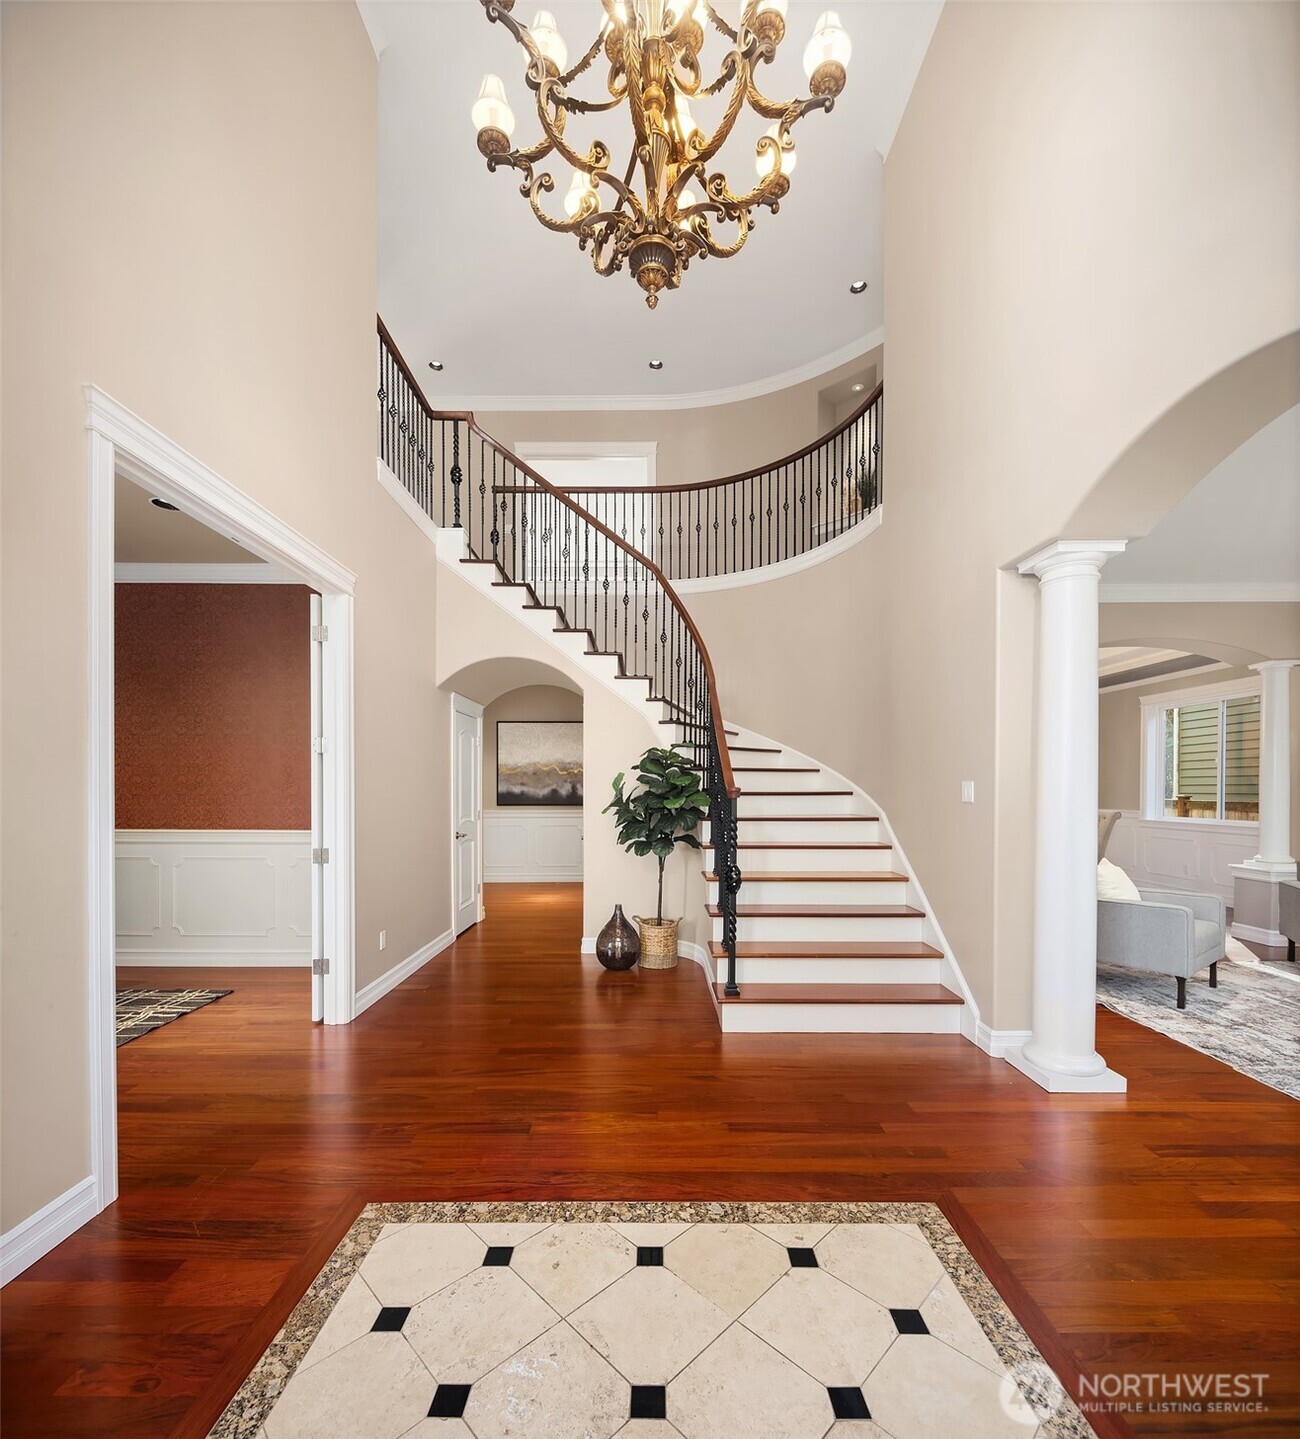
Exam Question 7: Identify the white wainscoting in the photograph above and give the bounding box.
[115,829,312,964]
[484,811,583,882]
[1107,811,1259,902]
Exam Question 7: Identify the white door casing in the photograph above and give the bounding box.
[452,694,484,934]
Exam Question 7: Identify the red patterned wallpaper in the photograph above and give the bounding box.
[115,584,311,830]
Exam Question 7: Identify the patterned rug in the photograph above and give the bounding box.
[1098,939,1300,1099]
[208,1201,1098,1439]
[115,988,232,1047]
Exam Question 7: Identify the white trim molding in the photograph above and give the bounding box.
[673,508,883,595]
[355,928,455,1017]
[114,562,300,585]
[0,1177,99,1286]
[1100,582,1300,604]
[973,1025,1033,1060]
[432,327,884,413]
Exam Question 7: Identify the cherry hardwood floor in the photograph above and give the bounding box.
[2,883,1297,1439]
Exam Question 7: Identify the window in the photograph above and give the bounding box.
[1142,681,1261,822]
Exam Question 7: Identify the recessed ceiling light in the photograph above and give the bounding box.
[428,360,444,372]
[849,279,868,294]
[850,383,865,393]
[648,359,664,371]
[149,497,179,511]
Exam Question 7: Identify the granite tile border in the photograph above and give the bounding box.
[207,1200,1097,1439]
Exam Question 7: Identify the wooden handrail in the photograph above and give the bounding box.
[553,379,885,495]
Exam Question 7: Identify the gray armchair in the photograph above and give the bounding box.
[1280,879,1299,965]
[1097,889,1226,1008]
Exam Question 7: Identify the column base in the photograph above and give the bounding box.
[1230,862,1295,947]
[1005,1045,1128,1093]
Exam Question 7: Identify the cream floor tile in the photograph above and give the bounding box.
[919,1273,1005,1375]
[512,1224,637,1315]
[752,1222,835,1248]
[865,1335,1038,1439]
[825,1424,894,1438]
[298,1273,382,1371]
[816,1224,945,1309]
[570,1266,731,1384]
[740,1268,897,1386]
[359,1223,487,1307]
[616,1423,684,1437]
[405,1266,560,1383]
[663,1224,788,1318]
[610,1222,693,1246]
[467,1221,553,1246]
[464,1320,629,1439]
[397,1421,476,1437]
[668,1324,833,1439]
[263,1331,435,1439]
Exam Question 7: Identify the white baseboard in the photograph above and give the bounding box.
[486,870,585,883]
[0,1176,100,1286]
[354,929,455,1016]
[116,950,312,968]
[1231,920,1286,948]
[974,1023,1033,1059]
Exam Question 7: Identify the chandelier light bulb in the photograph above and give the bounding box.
[564,170,596,217]
[755,123,796,179]
[803,10,851,96]
[757,0,788,14]
[674,94,700,150]
[530,10,569,71]
[676,186,702,226]
[472,74,516,143]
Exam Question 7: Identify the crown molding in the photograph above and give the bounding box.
[430,327,884,413]
[1100,582,1300,604]
[114,562,300,585]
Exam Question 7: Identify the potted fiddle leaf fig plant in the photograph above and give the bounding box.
[604,745,710,970]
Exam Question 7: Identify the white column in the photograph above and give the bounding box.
[1009,540,1128,1094]
[1248,660,1298,875]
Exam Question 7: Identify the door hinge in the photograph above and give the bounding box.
[311,625,329,642]
[313,736,328,754]
[312,955,330,976]
[311,847,330,865]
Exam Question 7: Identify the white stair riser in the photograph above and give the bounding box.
[728,768,826,791]
[711,847,894,873]
[739,793,858,817]
[721,957,943,984]
[720,915,924,943]
[712,818,882,844]
[708,878,909,906]
[719,1004,962,1035]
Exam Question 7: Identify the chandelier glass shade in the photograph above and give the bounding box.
[471,0,851,308]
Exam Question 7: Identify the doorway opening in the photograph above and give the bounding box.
[87,388,356,1215]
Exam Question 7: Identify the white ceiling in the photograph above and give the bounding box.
[1103,404,1300,587]
[363,0,941,405]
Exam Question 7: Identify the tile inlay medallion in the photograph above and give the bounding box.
[206,1202,1099,1439]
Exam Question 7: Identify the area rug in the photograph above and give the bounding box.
[207,1201,1098,1439]
[1098,940,1300,1099]
[115,988,232,1047]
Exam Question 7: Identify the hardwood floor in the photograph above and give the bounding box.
[2,882,1297,1439]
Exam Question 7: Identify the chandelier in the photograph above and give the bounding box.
[471,0,851,308]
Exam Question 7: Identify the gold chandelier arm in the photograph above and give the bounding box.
[559,26,607,87]
[688,56,752,165]
[704,155,788,213]
[702,0,737,43]
[532,75,615,175]
[746,80,835,124]
[693,210,752,260]
[525,173,598,234]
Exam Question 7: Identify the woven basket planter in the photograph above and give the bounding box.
[635,917,679,970]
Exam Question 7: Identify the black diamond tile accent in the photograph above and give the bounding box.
[631,1385,667,1420]
[483,1245,514,1267]
[429,1384,472,1418]
[890,1308,929,1335]
[636,1246,664,1267]
[828,1386,872,1420]
[370,1306,410,1332]
[788,1246,819,1268]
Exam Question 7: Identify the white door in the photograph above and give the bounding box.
[452,697,483,935]
[310,593,326,1021]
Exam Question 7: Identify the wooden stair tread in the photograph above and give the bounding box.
[660,720,739,735]
[704,871,909,883]
[729,814,879,823]
[710,940,944,959]
[708,903,925,918]
[732,766,820,773]
[743,789,853,797]
[729,746,782,754]
[713,982,962,1005]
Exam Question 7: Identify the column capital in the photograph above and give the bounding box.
[1017,539,1127,582]
[1250,658,1300,673]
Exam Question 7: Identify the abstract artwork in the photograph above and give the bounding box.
[497,721,583,807]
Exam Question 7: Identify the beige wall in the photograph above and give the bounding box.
[477,348,882,490]
[483,685,584,812]
[0,3,455,1233]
